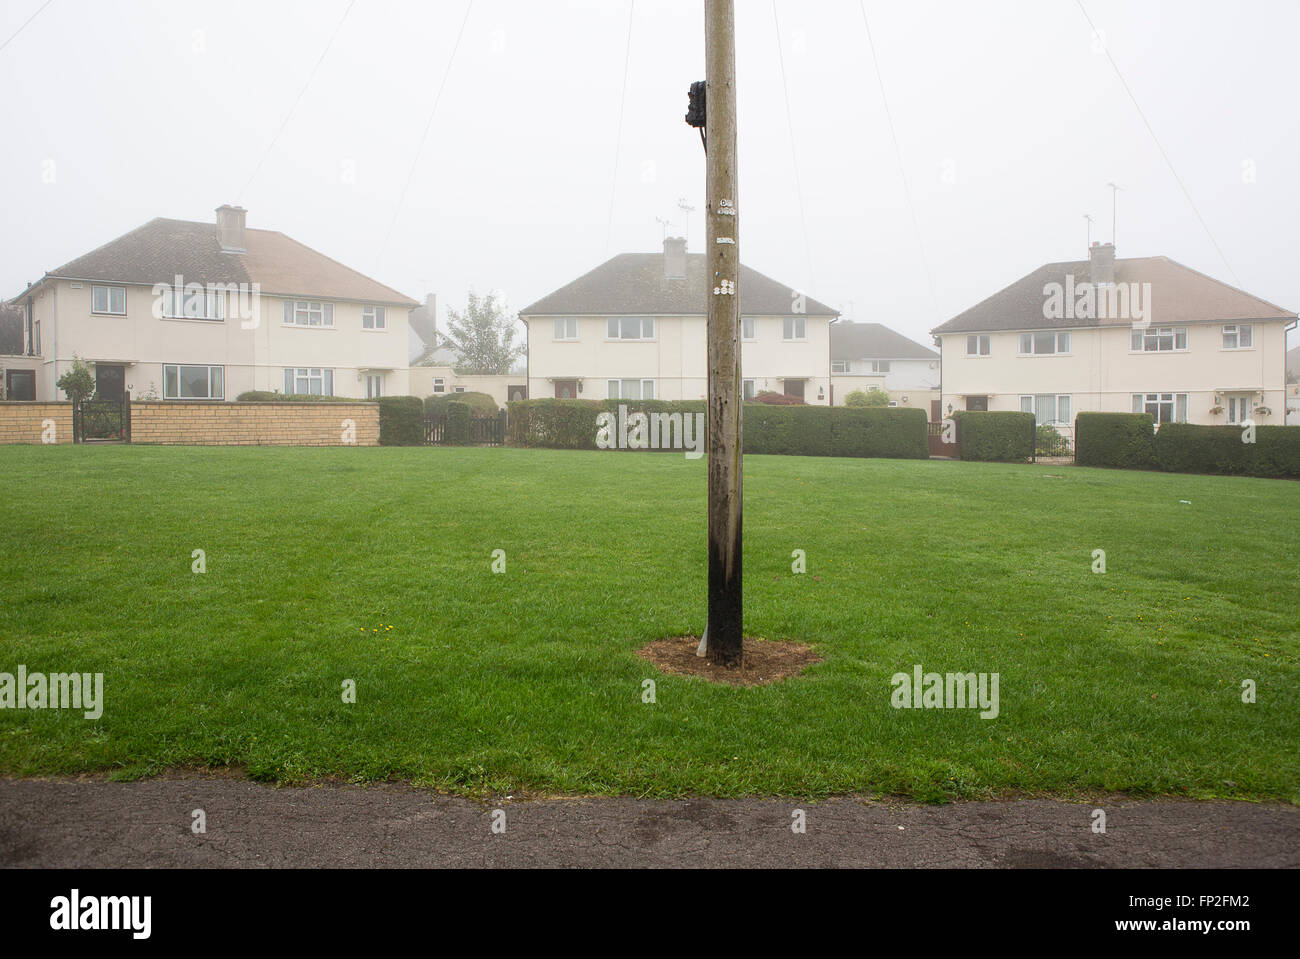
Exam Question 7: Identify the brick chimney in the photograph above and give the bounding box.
[1089,241,1115,284]
[216,204,247,253]
[663,236,687,280]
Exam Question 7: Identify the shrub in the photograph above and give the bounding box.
[235,391,358,403]
[507,399,927,459]
[952,411,1035,462]
[1152,423,1300,479]
[425,391,498,415]
[56,357,95,404]
[443,401,474,445]
[845,388,890,408]
[1074,412,1156,469]
[751,390,804,406]
[375,396,425,446]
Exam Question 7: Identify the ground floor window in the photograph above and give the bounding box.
[1019,394,1071,424]
[432,378,445,393]
[1133,392,1187,424]
[743,379,756,400]
[365,374,383,399]
[608,378,654,400]
[4,369,36,400]
[163,364,224,400]
[284,367,333,396]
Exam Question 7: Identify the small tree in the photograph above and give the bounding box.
[845,388,890,408]
[56,356,95,404]
[439,290,524,375]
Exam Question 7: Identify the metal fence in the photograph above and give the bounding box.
[1033,423,1073,460]
[74,395,130,443]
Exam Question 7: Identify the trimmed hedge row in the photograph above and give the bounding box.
[506,399,928,459]
[1074,413,1300,478]
[375,396,425,446]
[443,401,473,446]
[952,411,1035,462]
[1075,412,1155,468]
[425,391,499,415]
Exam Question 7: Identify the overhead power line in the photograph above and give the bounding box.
[603,0,635,259]
[771,1,815,295]
[0,0,54,57]
[237,0,357,202]
[1074,0,1239,284]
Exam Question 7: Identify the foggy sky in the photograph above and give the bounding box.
[2,0,1297,351]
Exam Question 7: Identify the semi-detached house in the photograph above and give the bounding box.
[6,205,418,403]
[519,237,838,404]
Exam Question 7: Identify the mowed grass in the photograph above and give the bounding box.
[0,445,1296,803]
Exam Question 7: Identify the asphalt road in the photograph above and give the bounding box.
[1,777,1296,868]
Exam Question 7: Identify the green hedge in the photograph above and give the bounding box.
[443,401,473,446]
[425,391,499,415]
[375,396,425,446]
[1152,423,1300,478]
[953,411,1035,462]
[1075,412,1156,468]
[235,391,358,403]
[506,399,928,459]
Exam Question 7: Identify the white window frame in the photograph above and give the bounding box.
[453,386,466,393]
[1130,326,1187,352]
[1018,331,1071,355]
[365,374,383,398]
[870,360,891,373]
[1019,393,1071,425]
[285,300,335,328]
[782,316,806,341]
[1226,395,1253,423]
[607,378,655,400]
[362,305,386,330]
[830,361,848,373]
[160,286,224,321]
[1221,324,1252,349]
[605,316,655,341]
[432,377,445,393]
[283,367,334,396]
[554,317,579,341]
[742,317,757,340]
[965,334,990,356]
[743,378,756,400]
[1132,392,1188,425]
[92,285,127,316]
[163,364,224,400]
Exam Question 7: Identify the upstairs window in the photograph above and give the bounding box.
[830,361,848,373]
[606,317,654,340]
[362,306,386,330]
[783,317,806,340]
[554,317,578,340]
[285,301,335,328]
[1019,331,1070,355]
[1131,326,1187,352]
[966,334,990,356]
[432,377,445,393]
[742,317,756,340]
[1222,324,1252,349]
[92,285,127,315]
[160,287,223,321]
[870,360,891,373]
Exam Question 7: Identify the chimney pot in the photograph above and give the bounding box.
[663,236,687,280]
[1089,241,1115,285]
[216,204,246,253]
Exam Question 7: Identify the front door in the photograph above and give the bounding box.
[931,399,942,421]
[95,364,125,400]
[509,385,528,402]
[783,379,806,402]
[554,379,578,399]
[5,369,35,401]
[965,395,988,412]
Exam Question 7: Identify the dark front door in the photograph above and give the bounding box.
[554,379,577,399]
[965,395,988,412]
[931,399,942,421]
[5,369,35,401]
[95,364,125,400]
[509,385,528,402]
[783,379,806,402]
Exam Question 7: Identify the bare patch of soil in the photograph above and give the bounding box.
[637,636,821,686]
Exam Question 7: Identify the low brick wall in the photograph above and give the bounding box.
[0,402,74,444]
[131,402,379,446]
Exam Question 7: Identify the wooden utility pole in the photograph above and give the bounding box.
[704,0,743,667]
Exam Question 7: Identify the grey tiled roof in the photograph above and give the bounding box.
[831,321,937,361]
[519,252,837,317]
[932,256,1295,335]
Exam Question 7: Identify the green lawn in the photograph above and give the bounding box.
[0,446,1295,803]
